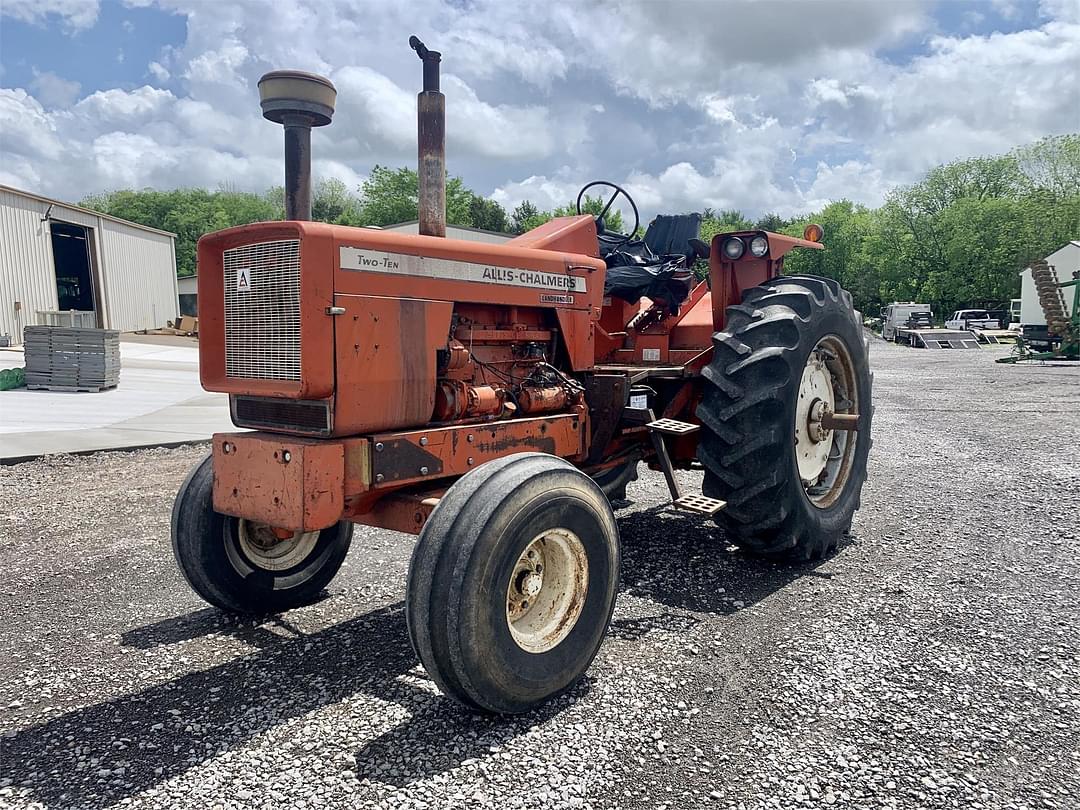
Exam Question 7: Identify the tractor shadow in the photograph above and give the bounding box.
[2,599,592,806]
[3,499,844,805]
[613,498,845,618]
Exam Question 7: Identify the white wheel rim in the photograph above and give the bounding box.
[795,335,860,509]
[236,520,320,571]
[795,354,835,484]
[505,528,589,654]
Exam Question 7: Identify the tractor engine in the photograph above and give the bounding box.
[432,321,582,422]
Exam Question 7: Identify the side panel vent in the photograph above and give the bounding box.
[232,396,332,436]
[223,239,302,380]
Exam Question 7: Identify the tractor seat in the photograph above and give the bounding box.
[643,213,704,258]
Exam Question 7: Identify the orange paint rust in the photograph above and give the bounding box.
[211,432,345,532]
[333,294,453,434]
[368,413,586,489]
[351,488,446,536]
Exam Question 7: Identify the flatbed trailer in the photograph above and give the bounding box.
[895,327,981,349]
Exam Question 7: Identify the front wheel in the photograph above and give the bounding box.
[407,453,620,713]
[696,275,872,560]
[171,455,352,613]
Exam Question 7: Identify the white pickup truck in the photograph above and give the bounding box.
[946,309,1000,330]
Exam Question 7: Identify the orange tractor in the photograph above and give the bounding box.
[173,41,871,713]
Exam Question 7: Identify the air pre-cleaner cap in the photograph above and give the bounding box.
[258,70,336,126]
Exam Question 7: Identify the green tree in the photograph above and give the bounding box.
[467,195,510,232]
[511,200,550,233]
[754,213,789,232]
[700,208,753,243]
[312,178,362,224]
[782,201,877,310]
[356,165,421,226]
[76,132,1080,308]
[356,166,511,232]
[552,194,625,233]
[1013,133,1080,198]
[81,188,280,276]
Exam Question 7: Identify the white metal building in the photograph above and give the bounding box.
[1019,241,1079,326]
[381,220,512,244]
[0,185,178,345]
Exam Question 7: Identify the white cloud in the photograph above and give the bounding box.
[1,0,100,32]
[148,61,170,82]
[29,69,81,108]
[0,0,1076,222]
[490,174,582,214]
[806,79,851,108]
[871,22,1080,176]
[71,86,176,127]
[183,41,250,86]
[1039,0,1080,23]
[701,95,742,126]
[0,89,65,162]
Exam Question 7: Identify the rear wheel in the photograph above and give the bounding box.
[696,275,872,560]
[407,453,620,713]
[171,455,352,613]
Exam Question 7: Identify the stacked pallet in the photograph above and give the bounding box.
[23,326,121,392]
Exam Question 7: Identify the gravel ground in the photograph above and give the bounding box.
[1,340,1078,810]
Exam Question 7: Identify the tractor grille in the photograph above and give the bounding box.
[223,239,302,381]
[232,396,332,435]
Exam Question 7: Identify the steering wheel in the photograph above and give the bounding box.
[576,181,640,248]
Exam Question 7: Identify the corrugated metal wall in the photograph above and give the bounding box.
[0,187,177,344]
[384,222,512,244]
[98,219,178,333]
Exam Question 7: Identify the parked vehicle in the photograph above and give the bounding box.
[880,302,981,349]
[945,309,1000,330]
[881,302,932,341]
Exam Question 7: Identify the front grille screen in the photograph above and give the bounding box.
[233,396,332,435]
[223,239,302,380]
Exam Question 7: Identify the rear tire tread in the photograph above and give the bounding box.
[696,275,872,561]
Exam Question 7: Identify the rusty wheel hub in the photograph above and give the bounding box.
[506,529,589,654]
[237,520,320,572]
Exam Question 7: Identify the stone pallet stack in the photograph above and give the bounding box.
[23,326,121,392]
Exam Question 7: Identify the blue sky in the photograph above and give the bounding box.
[2,4,186,95]
[1,0,1077,221]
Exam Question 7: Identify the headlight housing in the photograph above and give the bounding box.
[722,236,745,260]
[749,235,769,257]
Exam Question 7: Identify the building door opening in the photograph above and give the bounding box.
[50,221,97,321]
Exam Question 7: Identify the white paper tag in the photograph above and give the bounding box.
[642,348,661,362]
[630,394,648,409]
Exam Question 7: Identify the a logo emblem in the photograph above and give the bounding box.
[236,268,251,292]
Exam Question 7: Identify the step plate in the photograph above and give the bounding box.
[674,494,727,515]
[647,418,699,436]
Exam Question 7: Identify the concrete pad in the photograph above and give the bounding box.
[0,338,236,462]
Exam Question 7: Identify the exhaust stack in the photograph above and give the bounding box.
[410,36,446,237]
[258,70,337,221]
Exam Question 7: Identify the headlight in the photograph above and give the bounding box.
[722,236,745,260]
[749,235,769,257]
